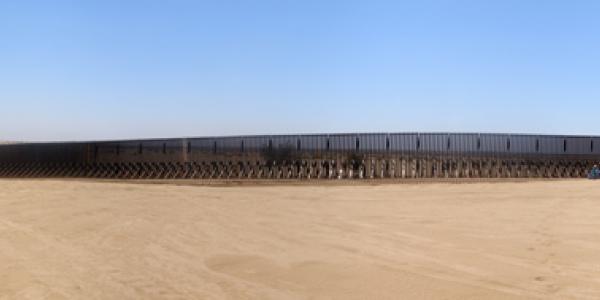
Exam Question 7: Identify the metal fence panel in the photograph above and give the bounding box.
[190,138,216,152]
[142,139,183,152]
[564,137,590,155]
[0,146,6,163]
[118,140,140,150]
[480,134,510,154]
[508,135,536,154]
[139,140,160,152]
[420,133,448,153]
[357,133,387,152]
[240,136,269,151]
[538,136,563,155]
[96,141,120,156]
[449,133,478,153]
[329,134,356,152]
[298,135,328,151]
[389,133,418,152]
[270,135,298,149]
[592,138,600,155]
[215,137,243,152]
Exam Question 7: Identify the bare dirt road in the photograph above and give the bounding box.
[1,179,599,299]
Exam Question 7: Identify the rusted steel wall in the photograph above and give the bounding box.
[0,133,598,179]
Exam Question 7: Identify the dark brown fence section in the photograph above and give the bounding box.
[0,133,598,179]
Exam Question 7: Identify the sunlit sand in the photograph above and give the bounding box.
[1,180,599,299]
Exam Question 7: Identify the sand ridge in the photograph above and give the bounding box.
[1,180,600,299]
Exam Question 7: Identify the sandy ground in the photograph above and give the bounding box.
[1,180,600,299]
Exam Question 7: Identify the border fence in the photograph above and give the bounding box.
[0,133,598,179]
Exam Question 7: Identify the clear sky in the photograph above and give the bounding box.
[1,1,599,141]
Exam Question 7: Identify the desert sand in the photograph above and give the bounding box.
[1,179,600,299]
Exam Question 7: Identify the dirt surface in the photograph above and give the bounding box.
[1,179,599,299]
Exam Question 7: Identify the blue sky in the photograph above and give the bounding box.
[1,1,599,141]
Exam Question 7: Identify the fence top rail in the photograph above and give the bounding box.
[3,132,600,146]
